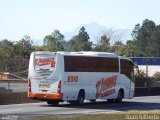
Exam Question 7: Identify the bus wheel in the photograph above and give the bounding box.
[68,101,76,105]
[115,90,124,103]
[90,99,96,103]
[47,100,59,105]
[107,99,114,103]
[77,91,85,105]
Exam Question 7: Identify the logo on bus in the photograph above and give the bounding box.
[96,75,117,98]
[35,58,55,67]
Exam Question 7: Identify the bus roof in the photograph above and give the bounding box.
[33,51,132,61]
[57,51,119,58]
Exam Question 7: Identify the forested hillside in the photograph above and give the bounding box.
[1,19,160,78]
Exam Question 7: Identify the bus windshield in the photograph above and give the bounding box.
[34,53,56,74]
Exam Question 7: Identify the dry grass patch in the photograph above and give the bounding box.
[30,110,160,120]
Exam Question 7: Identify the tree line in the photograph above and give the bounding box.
[1,19,160,74]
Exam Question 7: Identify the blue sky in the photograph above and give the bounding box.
[0,0,160,41]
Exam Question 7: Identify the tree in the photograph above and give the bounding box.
[149,25,160,57]
[110,41,125,56]
[14,35,34,57]
[0,39,15,71]
[94,34,110,52]
[68,26,92,51]
[79,26,90,41]
[132,19,156,57]
[43,30,65,51]
[0,39,14,57]
[93,29,122,52]
[131,23,140,39]
[35,45,45,51]
[123,40,137,57]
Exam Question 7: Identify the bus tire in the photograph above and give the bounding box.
[68,101,76,105]
[115,89,124,103]
[47,100,59,105]
[107,99,114,103]
[77,90,85,105]
[90,99,96,103]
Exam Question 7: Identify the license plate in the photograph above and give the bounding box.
[39,84,50,89]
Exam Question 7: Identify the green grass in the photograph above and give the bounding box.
[30,110,160,120]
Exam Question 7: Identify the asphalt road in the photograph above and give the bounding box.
[0,96,160,119]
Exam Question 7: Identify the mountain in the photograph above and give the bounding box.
[64,22,132,44]
[64,22,107,41]
[32,22,133,45]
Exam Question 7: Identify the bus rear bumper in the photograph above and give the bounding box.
[28,92,63,100]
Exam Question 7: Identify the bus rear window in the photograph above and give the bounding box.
[34,54,56,73]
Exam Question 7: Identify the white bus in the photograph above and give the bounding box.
[28,51,135,105]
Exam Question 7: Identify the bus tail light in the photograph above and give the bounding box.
[57,80,61,93]
[28,79,31,92]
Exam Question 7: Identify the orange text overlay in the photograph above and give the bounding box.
[67,76,78,82]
